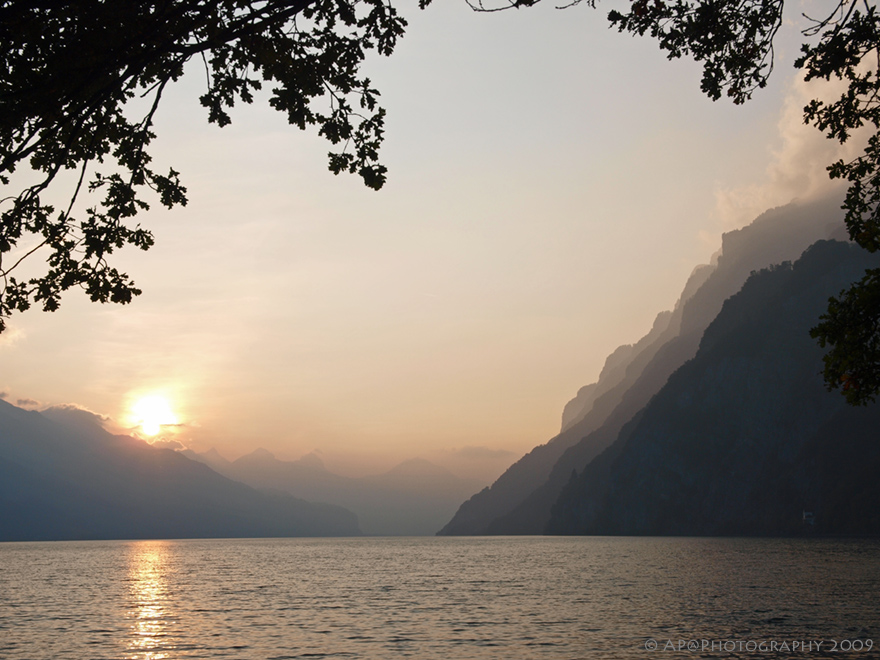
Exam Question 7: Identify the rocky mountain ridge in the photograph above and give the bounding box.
[439,195,847,536]
[547,240,880,536]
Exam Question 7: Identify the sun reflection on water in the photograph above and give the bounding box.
[125,541,175,660]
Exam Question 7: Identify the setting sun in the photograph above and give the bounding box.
[132,396,178,437]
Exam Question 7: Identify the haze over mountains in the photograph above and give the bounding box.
[439,194,865,536]
[6,193,879,541]
[183,447,484,536]
[548,240,880,535]
[0,396,488,539]
[0,401,360,540]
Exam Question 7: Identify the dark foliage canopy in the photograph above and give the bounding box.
[0,0,407,331]
[3,0,880,402]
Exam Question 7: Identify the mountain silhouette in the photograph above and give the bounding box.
[547,240,880,536]
[439,195,846,535]
[0,402,360,540]
[186,448,483,536]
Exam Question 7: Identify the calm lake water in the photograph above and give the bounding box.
[1,536,878,659]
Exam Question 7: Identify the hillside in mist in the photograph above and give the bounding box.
[439,195,846,536]
[547,240,880,536]
[184,447,483,536]
[0,402,360,540]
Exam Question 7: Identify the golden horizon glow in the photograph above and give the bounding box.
[131,395,179,437]
[0,4,842,469]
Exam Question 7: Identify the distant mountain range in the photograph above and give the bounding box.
[0,397,488,539]
[0,403,360,540]
[9,193,877,541]
[439,195,876,537]
[183,447,484,536]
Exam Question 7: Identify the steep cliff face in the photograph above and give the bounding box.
[547,240,880,536]
[439,196,844,536]
[559,315,671,433]
[436,306,681,536]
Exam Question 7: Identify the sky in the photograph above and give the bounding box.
[0,0,857,479]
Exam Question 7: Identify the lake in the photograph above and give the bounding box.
[1,536,878,659]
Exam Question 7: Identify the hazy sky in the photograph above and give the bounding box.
[0,0,853,478]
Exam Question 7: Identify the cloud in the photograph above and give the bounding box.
[45,402,109,418]
[148,438,187,451]
[40,404,111,432]
[16,398,40,408]
[714,73,869,231]
[0,390,8,400]
[123,421,189,444]
[0,326,24,349]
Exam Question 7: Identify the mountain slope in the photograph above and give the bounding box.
[439,196,843,535]
[0,403,361,540]
[547,240,880,536]
[194,449,483,536]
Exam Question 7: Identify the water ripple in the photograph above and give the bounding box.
[0,537,878,659]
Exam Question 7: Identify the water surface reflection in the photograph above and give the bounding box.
[125,541,176,660]
[1,537,877,659]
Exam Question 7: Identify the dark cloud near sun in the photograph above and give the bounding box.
[149,438,187,451]
[16,397,40,408]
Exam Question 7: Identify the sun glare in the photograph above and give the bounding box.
[132,396,178,437]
